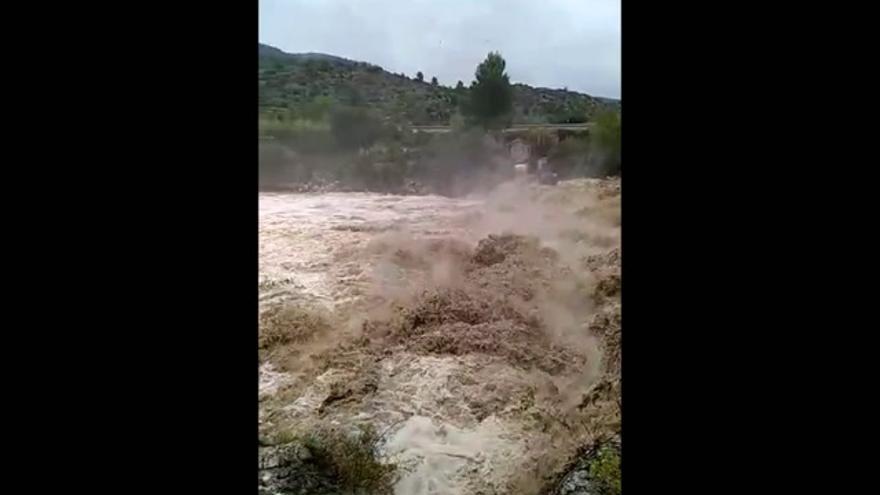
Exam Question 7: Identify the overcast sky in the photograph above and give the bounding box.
[259,0,620,99]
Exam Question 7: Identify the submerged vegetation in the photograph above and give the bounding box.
[260,423,397,495]
[584,443,622,495]
[259,178,623,493]
[258,305,331,352]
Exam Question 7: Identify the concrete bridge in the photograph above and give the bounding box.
[410,123,594,134]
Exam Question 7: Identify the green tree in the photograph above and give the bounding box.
[464,52,513,129]
[591,110,621,176]
[455,80,464,91]
[416,71,424,82]
[431,76,438,86]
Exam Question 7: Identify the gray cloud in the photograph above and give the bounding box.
[260,0,620,99]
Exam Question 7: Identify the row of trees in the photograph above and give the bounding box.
[414,71,440,86]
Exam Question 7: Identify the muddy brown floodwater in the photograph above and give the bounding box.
[259,178,621,495]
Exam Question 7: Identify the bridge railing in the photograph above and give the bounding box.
[410,123,594,133]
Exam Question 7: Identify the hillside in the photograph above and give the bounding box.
[258,43,619,125]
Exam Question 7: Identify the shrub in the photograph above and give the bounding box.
[330,106,384,149]
[302,425,396,493]
[589,445,621,495]
[263,424,397,495]
[301,95,335,121]
[591,110,621,176]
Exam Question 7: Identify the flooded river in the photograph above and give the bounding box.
[259,179,621,494]
[259,192,484,310]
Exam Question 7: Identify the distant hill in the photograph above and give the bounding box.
[258,43,620,125]
[259,44,356,66]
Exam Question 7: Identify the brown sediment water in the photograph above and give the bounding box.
[259,178,620,494]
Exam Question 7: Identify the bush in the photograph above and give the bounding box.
[591,110,621,176]
[330,106,384,149]
[544,111,620,178]
[302,425,396,494]
[264,424,397,495]
[589,445,621,495]
[301,95,335,121]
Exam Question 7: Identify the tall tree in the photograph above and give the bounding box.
[431,76,438,86]
[416,71,424,82]
[464,52,513,129]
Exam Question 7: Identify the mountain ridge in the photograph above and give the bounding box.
[258,43,619,125]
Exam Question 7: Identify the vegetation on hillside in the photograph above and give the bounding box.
[258,43,618,126]
[258,44,621,194]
